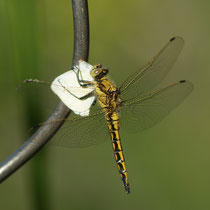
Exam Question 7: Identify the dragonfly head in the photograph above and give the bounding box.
[91,64,109,80]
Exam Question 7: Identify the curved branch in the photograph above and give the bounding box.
[0,0,89,183]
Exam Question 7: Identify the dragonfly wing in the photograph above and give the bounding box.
[120,80,193,133]
[46,108,109,148]
[22,80,109,148]
[20,78,96,116]
[120,36,184,100]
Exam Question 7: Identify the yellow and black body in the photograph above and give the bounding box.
[90,64,130,193]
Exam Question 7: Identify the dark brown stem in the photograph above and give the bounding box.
[0,0,89,183]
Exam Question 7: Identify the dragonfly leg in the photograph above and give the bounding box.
[73,67,93,87]
[78,91,95,100]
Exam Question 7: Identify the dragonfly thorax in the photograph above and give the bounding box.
[91,64,109,80]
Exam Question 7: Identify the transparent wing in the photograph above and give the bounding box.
[119,36,184,100]
[42,108,109,148]
[17,79,61,122]
[18,79,73,104]
[18,79,54,99]
[21,79,110,148]
[19,79,94,98]
[19,79,96,116]
[120,80,193,133]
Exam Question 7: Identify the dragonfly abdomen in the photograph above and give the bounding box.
[106,112,130,193]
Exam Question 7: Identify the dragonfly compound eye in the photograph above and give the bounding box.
[93,64,102,69]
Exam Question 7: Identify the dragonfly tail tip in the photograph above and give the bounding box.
[126,188,130,194]
[125,185,130,194]
[170,37,176,42]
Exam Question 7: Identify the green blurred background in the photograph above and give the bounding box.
[0,0,210,209]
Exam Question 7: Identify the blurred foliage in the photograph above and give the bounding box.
[0,0,210,210]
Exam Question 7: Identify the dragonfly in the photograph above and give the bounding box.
[25,36,193,194]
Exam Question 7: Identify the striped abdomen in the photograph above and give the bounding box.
[106,111,130,193]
